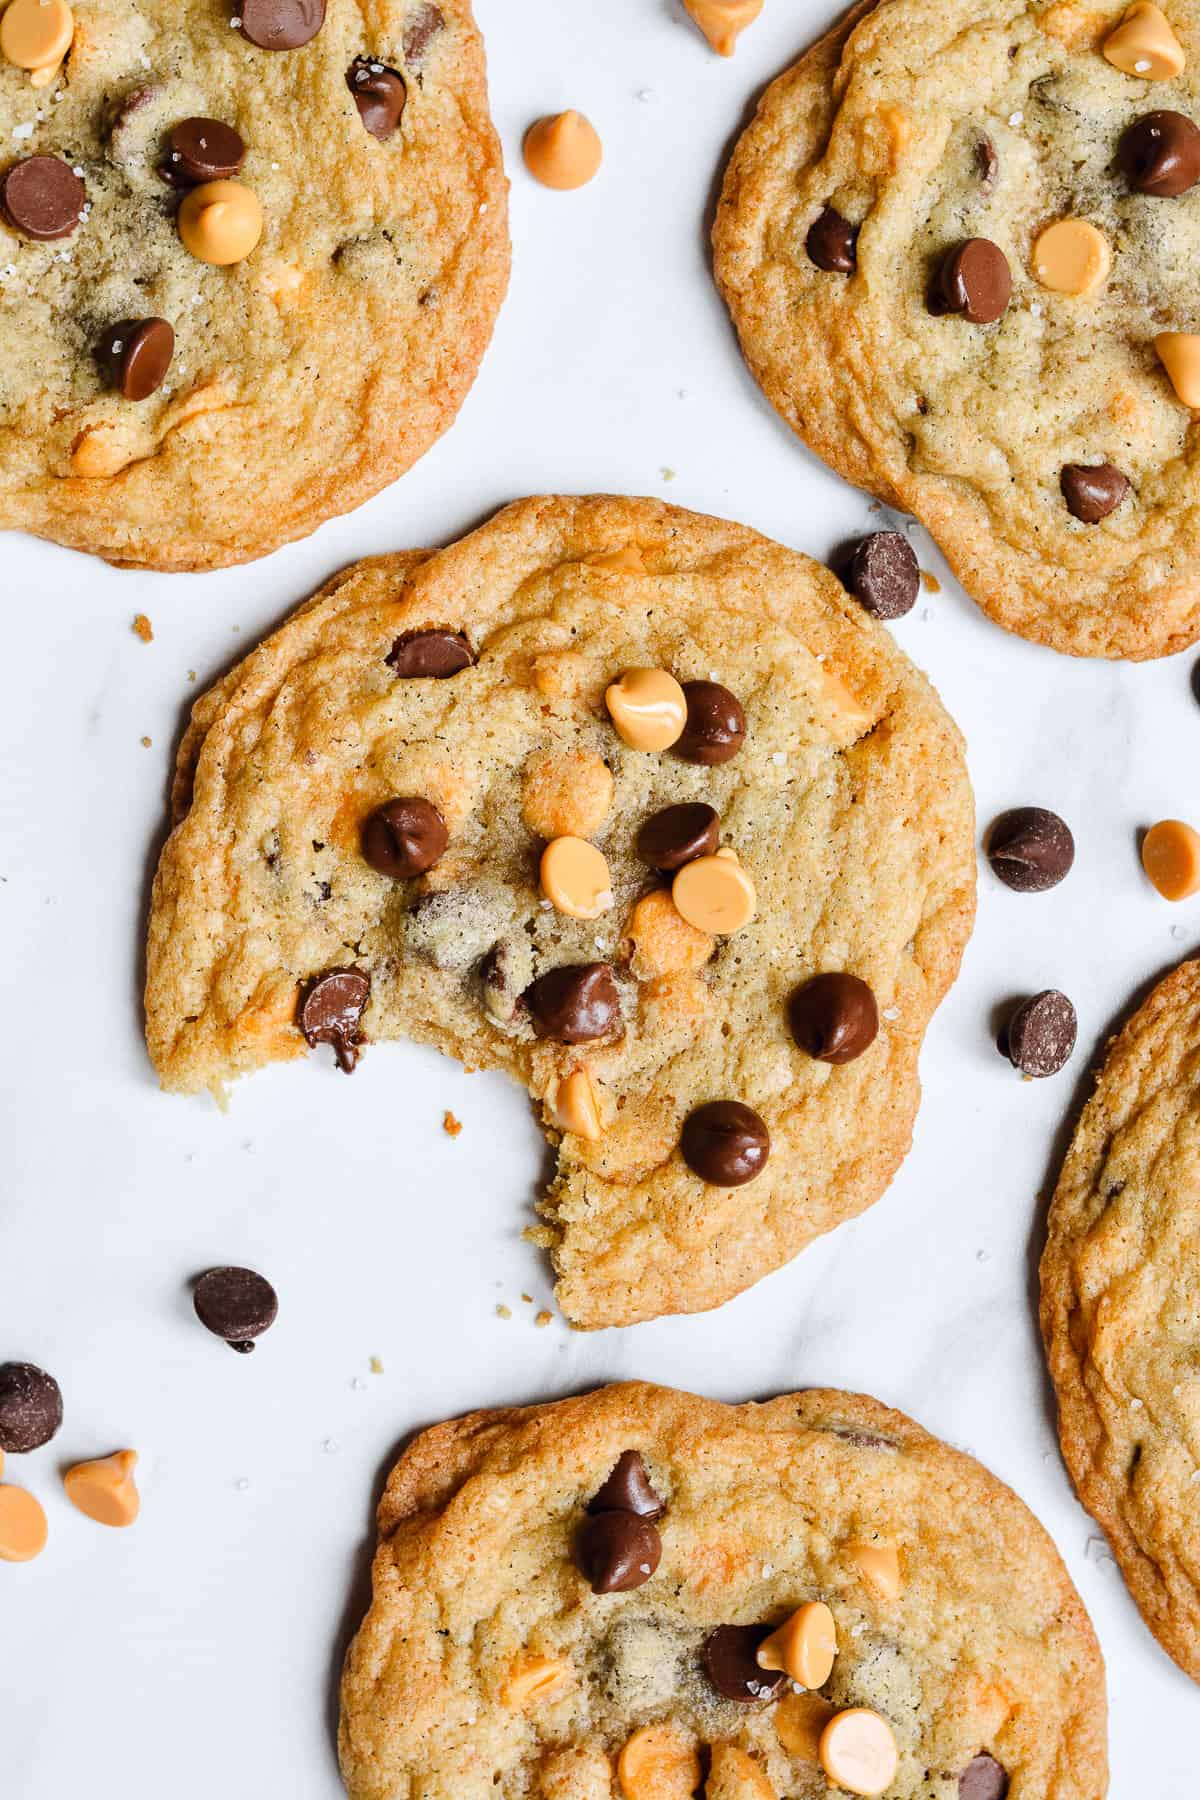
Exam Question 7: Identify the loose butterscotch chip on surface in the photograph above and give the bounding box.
[0,1484,47,1561]
[683,0,763,57]
[63,1450,140,1527]
[523,111,602,189]
[1141,818,1200,898]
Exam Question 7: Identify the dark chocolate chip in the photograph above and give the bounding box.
[386,627,474,679]
[1060,463,1129,523]
[403,2,445,65]
[636,802,720,872]
[361,797,447,878]
[789,972,879,1064]
[588,1451,665,1519]
[299,968,371,1071]
[676,681,745,766]
[238,0,326,50]
[193,1267,278,1352]
[1119,110,1200,197]
[162,117,246,186]
[1002,990,1076,1078]
[347,61,407,139]
[806,205,858,273]
[987,808,1074,892]
[976,134,998,184]
[935,238,1012,324]
[0,1362,62,1453]
[98,318,174,401]
[524,963,620,1043]
[701,1625,787,1703]
[576,1510,661,1593]
[847,531,919,620]
[1,155,85,240]
[680,1100,769,1187]
[959,1754,1010,1800]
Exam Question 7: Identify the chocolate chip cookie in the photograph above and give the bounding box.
[338,1381,1107,1799]
[1041,956,1200,1681]
[714,0,1200,659]
[144,494,974,1328]
[0,0,507,568]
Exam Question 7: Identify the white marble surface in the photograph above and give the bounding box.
[2,1,1196,1791]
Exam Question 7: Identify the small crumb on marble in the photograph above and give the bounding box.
[140,735,152,748]
[132,613,153,642]
[496,1304,512,1320]
[535,1310,553,1328]
[369,1356,384,1374]
[443,1109,463,1137]
[920,570,940,593]
[660,466,676,482]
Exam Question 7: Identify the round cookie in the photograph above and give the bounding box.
[0,0,507,569]
[338,1381,1108,1800]
[714,0,1200,659]
[1041,956,1200,1681]
[144,494,974,1328]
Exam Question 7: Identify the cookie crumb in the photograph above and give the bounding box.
[140,735,152,748]
[496,1303,512,1320]
[442,1110,462,1137]
[920,570,941,593]
[521,1293,533,1304]
[132,613,154,642]
[369,1356,384,1374]
[535,1309,553,1328]
[660,466,676,482]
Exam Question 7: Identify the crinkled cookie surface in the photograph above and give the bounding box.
[0,0,507,568]
[714,0,1200,659]
[144,494,974,1328]
[338,1381,1107,1800]
[1041,957,1200,1682]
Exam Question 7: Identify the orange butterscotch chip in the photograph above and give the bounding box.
[1142,819,1200,899]
[522,749,614,840]
[549,1067,603,1141]
[1032,219,1111,295]
[588,546,646,573]
[683,0,763,57]
[606,668,687,752]
[1,0,74,70]
[671,848,756,935]
[523,111,602,189]
[0,1484,48,1561]
[819,1708,899,1797]
[1103,1,1186,76]
[178,180,263,265]
[617,1722,700,1800]
[1155,332,1200,407]
[499,1652,571,1709]
[706,1742,777,1799]
[626,888,714,978]
[846,1541,902,1602]
[63,1450,140,1527]
[756,1600,838,1688]
[541,836,614,920]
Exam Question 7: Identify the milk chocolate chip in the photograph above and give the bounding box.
[681,1100,769,1186]
[98,318,175,401]
[238,0,326,50]
[403,1,444,65]
[576,1510,661,1593]
[1119,109,1200,196]
[588,1451,665,1519]
[701,1626,787,1703]
[807,205,857,272]
[636,802,720,872]
[0,1362,62,1453]
[162,117,246,186]
[959,1754,1009,1800]
[987,808,1074,892]
[193,1266,278,1353]
[362,797,447,878]
[386,628,474,678]
[1061,463,1130,522]
[1,155,85,239]
[347,61,406,139]
[789,972,879,1063]
[676,681,745,765]
[847,531,919,619]
[935,238,1012,323]
[525,963,620,1042]
[1001,991,1076,1077]
[299,968,371,1071]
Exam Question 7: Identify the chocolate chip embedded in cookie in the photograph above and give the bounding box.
[934,239,1012,323]
[160,117,247,187]
[361,797,448,878]
[1060,464,1129,523]
[681,1100,769,1185]
[347,61,407,139]
[387,627,475,678]
[299,969,371,1071]
[1,154,84,239]
[238,0,326,52]
[789,972,878,1063]
[98,319,175,402]
[676,680,746,764]
[807,204,858,271]
[1119,109,1200,194]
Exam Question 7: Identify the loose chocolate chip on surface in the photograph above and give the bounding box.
[162,117,246,186]
[193,1267,278,1352]
[681,1100,769,1186]
[1,155,85,240]
[701,1625,787,1703]
[0,1362,63,1453]
[1002,991,1076,1078]
[987,808,1074,892]
[576,1510,661,1593]
[525,963,620,1043]
[1119,110,1200,196]
[238,0,326,48]
[975,134,998,184]
[98,318,174,401]
[386,627,474,678]
[402,1,444,65]
[636,802,719,872]
[789,972,879,1063]
[299,968,371,1071]
[959,1754,1010,1800]
[362,797,447,878]
[806,205,857,272]
[588,1450,665,1519]
[676,681,745,765]
[935,238,1012,324]
[847,531,919,619]
[1060,462,1129,523]
[347,61,406,138]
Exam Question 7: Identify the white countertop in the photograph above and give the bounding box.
[2,1,1195,1791]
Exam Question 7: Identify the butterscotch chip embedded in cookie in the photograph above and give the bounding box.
[144,495,974,1329]
[337,1382,1107,1800]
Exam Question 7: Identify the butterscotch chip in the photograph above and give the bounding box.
[1155,332,1200,407]
[0,0,74,70]
[70,424,140,480]
[682,0,763,57]
[522,750,614,840]
[588,546,646,572]
[549,1067,603,1141]
[626,887,714,978]
[442,1109,462,1137]
[132,614,154,643]
[1032,219,1111,296]
[1141,818,1200,899]
[605,668,687,751]
[498,1652,570,1709]
[756,1599,837,1687]
[0,1484,48,1561]
[523,111,603,189]
[540,837,614,920]
[1103,1,1186,76]
[846,1540,902,1601]
[819,1708,899,1796]
[64,1450,140,1527]
[616,1721,701,1800]
[177,180,263,265]
[671,849,756,935]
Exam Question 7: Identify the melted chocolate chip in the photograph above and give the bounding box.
[676,681,746,766]
[959,1754,1010,1800]
[347,61,406,139]
[935,238,1012,324]
[238,0,326,49]
[361,797,447,878]
[1001,990,1076,1078]
[576,1510,661,1593]
[987,808,1074,892]
[0,1362,63,1453]
[847,531,919,619]
[680,1100,769,1186]
[588,1451,665,1519]
[1,155,85,240]
[386,628,474,678]
[193,1267,278,1353]
[701,1625,787,1703]
[806,205,858,272]
[1061,463,1129,523]
[789,972,879,1064]
[98,318,174,401]
[403,2,444,65]
[299,968,371,1071]
[636,802,720,872]
[525,963,620,1043]
[162,117,246,186]
[828,1424,898,1450]
[1119,109,1200,197]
